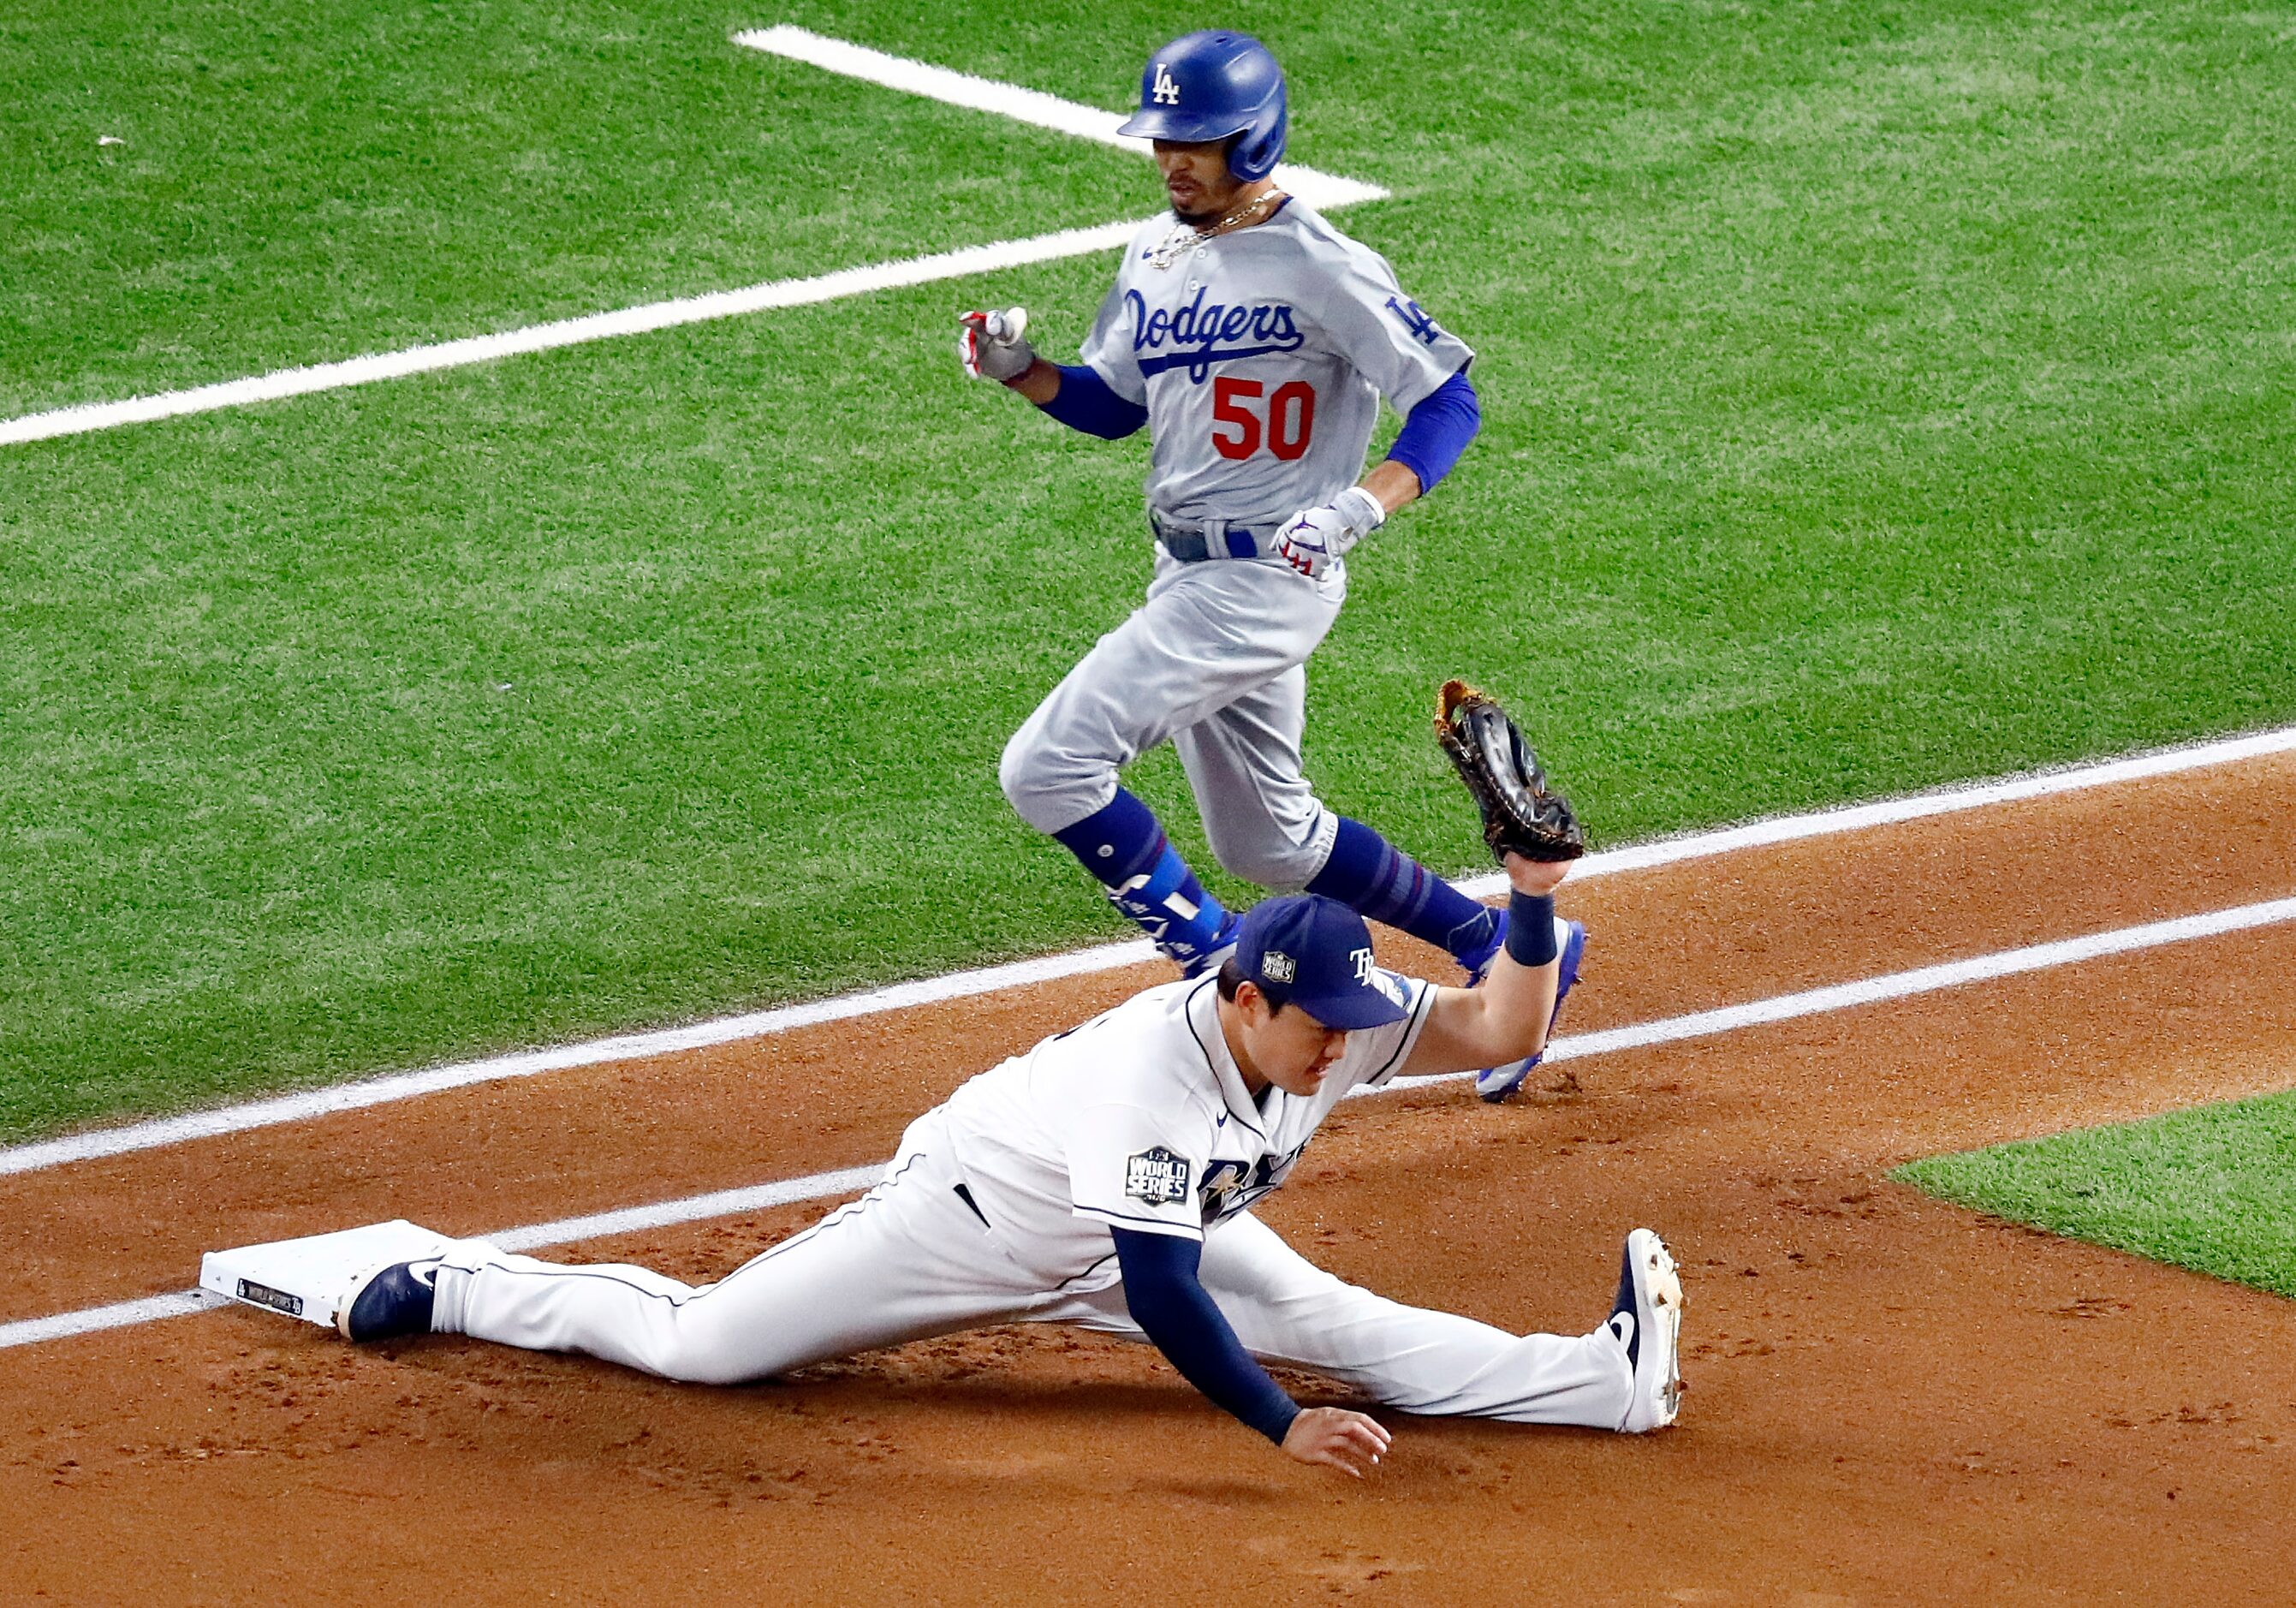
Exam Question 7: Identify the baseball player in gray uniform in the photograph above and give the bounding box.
[335,853,1683,1473]
[960,30,1581,1102]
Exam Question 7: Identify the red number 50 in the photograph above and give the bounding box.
[1210,378,1316,462]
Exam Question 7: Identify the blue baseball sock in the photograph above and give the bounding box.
[1051,789,1235,969]
[1306,816,1496,960]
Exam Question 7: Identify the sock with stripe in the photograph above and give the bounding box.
[1306,816,1496,961]
[1051,789,1235,970]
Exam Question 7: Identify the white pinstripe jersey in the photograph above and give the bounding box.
[937,972,1435,1291]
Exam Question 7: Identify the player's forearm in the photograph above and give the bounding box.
[1359,370,1480,515]
[1111,1228,1300,1444]
[1472,894,1564,1056]
[1022,362,1151,440]
[1448,853,1573,1064]
[1005,357,1062,405]
[1358,456,1423,516]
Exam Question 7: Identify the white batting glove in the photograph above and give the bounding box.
[1276,486,1387,580]
[958,307,1035,382]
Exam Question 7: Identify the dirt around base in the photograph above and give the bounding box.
[3,755,2293,1604]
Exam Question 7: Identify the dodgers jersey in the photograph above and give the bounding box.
[937,970,1436,1291]
[1080,197,1476,531]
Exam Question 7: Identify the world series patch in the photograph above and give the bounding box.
[1124,1146,1193,1206]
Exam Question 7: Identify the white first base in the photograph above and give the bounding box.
[199,1219,458,1331]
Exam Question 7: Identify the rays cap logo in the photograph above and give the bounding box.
[1234,895,1411,1030]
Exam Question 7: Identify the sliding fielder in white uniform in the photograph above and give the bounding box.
[336,858,1683,1475]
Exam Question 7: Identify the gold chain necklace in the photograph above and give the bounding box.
[1145,190,1286,271]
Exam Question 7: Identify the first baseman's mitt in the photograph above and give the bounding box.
[1433,679,1585,863]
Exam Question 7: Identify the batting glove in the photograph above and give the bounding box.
[958,307,1035,383]
[1276,486,1387,581]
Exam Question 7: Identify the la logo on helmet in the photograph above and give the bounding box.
[1151,63,1181,104]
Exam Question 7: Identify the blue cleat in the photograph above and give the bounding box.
[336,1260,442,1343]
[1473,917,1586,1102]
[1181,909,1243,980]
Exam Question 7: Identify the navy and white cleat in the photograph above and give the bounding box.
[1607,1228,1685,1432]
[1474,916,1586,1102]
[337,1260,442,1343]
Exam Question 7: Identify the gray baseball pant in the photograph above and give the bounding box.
[997,552,1347,890]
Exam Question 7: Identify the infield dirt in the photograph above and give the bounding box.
[3,753,2293,1603]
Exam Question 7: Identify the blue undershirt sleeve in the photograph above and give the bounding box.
[1038,364,1151,441]
[1111,1226,1300,1445]
[1385,366,1480,493]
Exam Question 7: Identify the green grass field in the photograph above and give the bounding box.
[5,0,2294,1140]
[1898,1089,2296,1297]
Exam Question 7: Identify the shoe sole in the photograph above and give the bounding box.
[1476,919,1587,1103]
[1621,1228,1685,1432]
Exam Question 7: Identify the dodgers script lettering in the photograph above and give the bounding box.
[1127,289,1306,383]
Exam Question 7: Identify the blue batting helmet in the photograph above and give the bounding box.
[1115,31,1288,183]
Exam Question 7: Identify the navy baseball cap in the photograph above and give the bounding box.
[1233,896,1410,1030]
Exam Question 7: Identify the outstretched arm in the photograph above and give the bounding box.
[1398,852,1573,1079]
[1111,1227,1390,1475]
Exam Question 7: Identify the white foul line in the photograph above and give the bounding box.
[0,28,1385,448]
[0,1164,883,1353]
[0,222,1140,447]
[0,933,1160,1179]
[3,720,2293,1182]
[730,27,1388,207]
[1451,720,2296,897]
[1379,894,2296,1095]
[0,1291,225,1349]
[6,891,2293,1353]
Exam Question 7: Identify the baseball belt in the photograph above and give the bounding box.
[1150,512,1277,563]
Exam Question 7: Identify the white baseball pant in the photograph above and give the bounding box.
[428,1113,1635,1427]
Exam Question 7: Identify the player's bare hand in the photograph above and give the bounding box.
[1281,1407,1392,1476]
[958,307,1035,382]
[1503,850,1571,898]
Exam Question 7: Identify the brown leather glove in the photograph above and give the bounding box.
[1433,680,1585,863]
